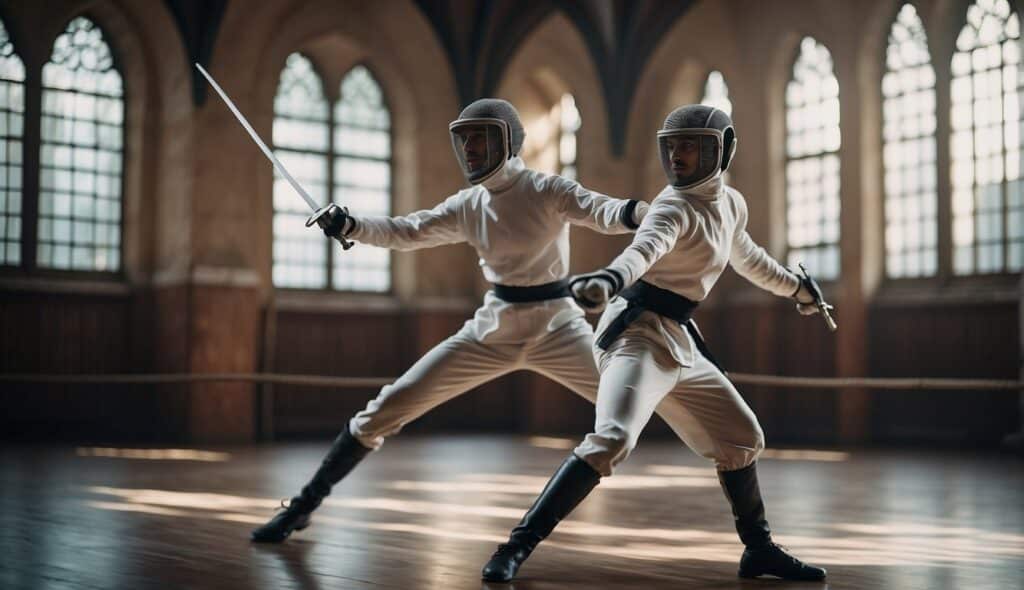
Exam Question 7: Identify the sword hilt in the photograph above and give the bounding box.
[306,204,354,250]
[819,304,838,332]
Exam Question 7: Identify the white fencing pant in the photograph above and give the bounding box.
[349,293,696,450]
[574,336,765,476]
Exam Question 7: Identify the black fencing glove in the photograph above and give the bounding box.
[321,205,355,239]
[306,203,356,249]
[791,271,822,316]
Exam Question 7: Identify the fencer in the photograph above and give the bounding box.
[481,104,828,582]
[252,99,701,543]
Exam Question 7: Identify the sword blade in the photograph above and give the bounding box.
[195,63,319,212]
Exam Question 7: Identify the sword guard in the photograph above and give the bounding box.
[306,204,354,250]
[304,203,335,227]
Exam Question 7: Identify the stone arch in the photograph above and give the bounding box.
[496,12,607,182]
[936,0,978,60]
[0,6,28,65]
[627,1,745,203]
[207,0,467,299]
[855,0,937,290]
[771,30,850,260]
[28,1,192,284]
[495,11,624,273]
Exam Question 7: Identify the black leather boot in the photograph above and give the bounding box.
[718,463,826,581]
[481,454,601,582]
[251,425,372,543]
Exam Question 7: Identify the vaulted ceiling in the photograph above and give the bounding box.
[165,0,697,154]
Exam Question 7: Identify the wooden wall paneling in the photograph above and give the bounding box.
[185,285,261,442]
[398,310,524,435]
[869,302,1019,445]
[699,303,785,441]
[775,304,838,443]
[518,371,594,436]
[151,285,190,440]
[0,290,161,441]
[3,291,1017,446]
[272,309,404,436]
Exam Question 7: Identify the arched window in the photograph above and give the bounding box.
[0,18,24,266]
[520,91,580,178]
[558,93,580,180]
[951,0,1021,274]
[333,65,391,292]
[883,3,938,278]
[785,37,841,280]
[272,53,330,289]
[39,17,123,272]
[271,58,393,292]
[700,70,733,117]
[701,70,733,184]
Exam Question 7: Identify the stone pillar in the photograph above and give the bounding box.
[1003,274,1024,452]
[150,273,261,444]
[833,35,883,445]
[187,273,261,442]
[146,60,264,443]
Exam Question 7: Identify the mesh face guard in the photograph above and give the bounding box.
[657,128,724,190]
[449,118,511,185]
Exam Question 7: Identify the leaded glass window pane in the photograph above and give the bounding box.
[559,93,580,180]
[0,19,24,266]
[333,65,391,292]
[39,17,122,272]
[701,70,733,185]
[785,37,841,280]
[700,70,733,117]
[883,4,939,278]
[951,0,1022,274]
[272,53,329,289]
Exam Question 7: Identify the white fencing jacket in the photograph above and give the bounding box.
[598,176,799,367]
[348,157,647,341]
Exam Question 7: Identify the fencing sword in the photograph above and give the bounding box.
[797,263,837,332]
[194,63,353,249]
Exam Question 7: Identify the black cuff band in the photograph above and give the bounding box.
[605,268,625,293]
[621,200,640,230]
[790,278,802,299]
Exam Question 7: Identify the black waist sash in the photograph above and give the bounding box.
[492,279,570,303]
[596,280,725,372]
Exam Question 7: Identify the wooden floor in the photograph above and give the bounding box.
[1,436,1022,590]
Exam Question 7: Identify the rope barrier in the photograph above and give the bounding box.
[727,373,1024,391]
[0,373,392,387]
[1,372,1022,391]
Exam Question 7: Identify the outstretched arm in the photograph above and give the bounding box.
[731,229,802,296]
[732,230,827,319]
[347,194,466,252]
[557,178,649,234]
[569,198,685,311]
[728,192,800,297]
[604,198,687,288]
